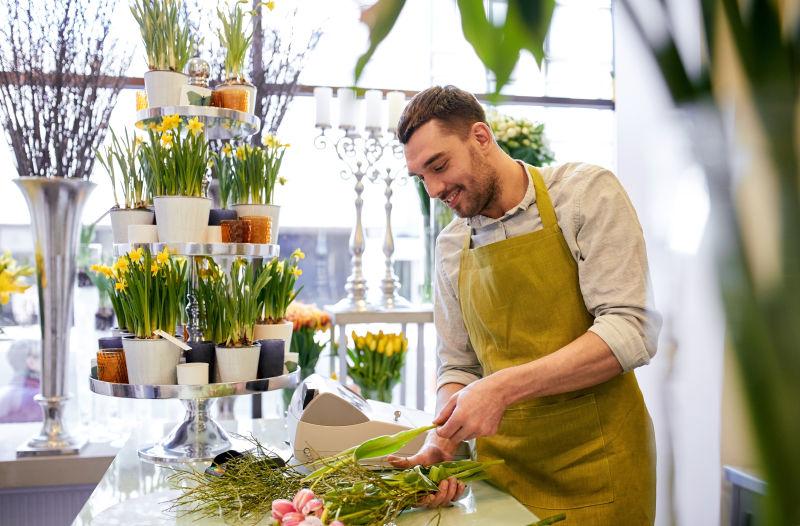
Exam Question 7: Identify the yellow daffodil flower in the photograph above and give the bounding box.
[278,176,287,185]
[292,267,302,277]
[207,159,215,169]
[236,145,247,160]
[161,114,181,131]
[187,117,204,137]
[157,247,170,265]
[113,257,129,275]
[128,247,144,263]
[291,248,305,260]
[161,132,174,149]
[150,262,159,276]
[222,143,233,157]
[266,1,275,11]
[0,273,29,305]
[133,135,144,148]
[115,280,128,292]
[262,134,279,148]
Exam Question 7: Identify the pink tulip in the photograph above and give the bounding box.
[329,521,346,526]
[271,499,297,521]
[299,517,324,526]
[292,488,317,512]
[280,511,307,526]
[301,498,324,516]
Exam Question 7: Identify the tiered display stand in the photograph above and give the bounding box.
[90,107,296,465]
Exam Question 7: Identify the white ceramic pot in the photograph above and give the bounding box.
[122,337,182,385]
[128,224,159,244]
[205,225,222,243]
[215,345,260,383]
[153,196,211,243]
[177,363,209,385]
[232,203,280,243]
[253,321,295,374]
[109,208,154,244]
[143,70,188,108]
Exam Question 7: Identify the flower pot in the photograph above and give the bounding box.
[253,321,295,374]
[144,70,188,108]
[109,207,154,244]
[215,345,260,383]
[98,336,123,350]
[122,337,182,385]
[256,339,285,379]
[186,341,216,384]
[232,203,280,243]
[213,79,256,113]
[153,196,211,243]
[127,224,159,243]
[208,208,237,226]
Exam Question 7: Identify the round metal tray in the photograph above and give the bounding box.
[136,105,261,140]
[89,370,299,465]
[113,242,279,259]
[89,370,298,400]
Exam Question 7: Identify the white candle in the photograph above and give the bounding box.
[314,86,332,127]
[177,362,209,385]
[387,91,406,132]
[337,87,357,129]
[364,89,383,130]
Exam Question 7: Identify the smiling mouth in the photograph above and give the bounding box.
[442,188,461,208]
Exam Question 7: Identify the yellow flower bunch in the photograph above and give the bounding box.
[140,115,209,198]
[348,330,408,402]
[0,252,32,305]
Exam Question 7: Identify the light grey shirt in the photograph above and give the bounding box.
[435,161,661,389]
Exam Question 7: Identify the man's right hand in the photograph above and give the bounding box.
[386,432,466,507]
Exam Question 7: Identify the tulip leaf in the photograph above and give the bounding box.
[352,424,435,461]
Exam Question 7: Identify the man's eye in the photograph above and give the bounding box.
[433,163,446,172]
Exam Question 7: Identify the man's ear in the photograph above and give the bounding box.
[470,122,494,149]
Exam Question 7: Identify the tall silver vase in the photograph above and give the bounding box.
[14,177,95,457]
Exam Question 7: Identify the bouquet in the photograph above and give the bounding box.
[170,425,506,526]
[92,247,186,338]
[487,109,555,167]
[0,252,32,305]
[96,128,149,209]
[139,114,209,197]
[286,302,331,374]
[260,249,304,324]
[347,330,407,403]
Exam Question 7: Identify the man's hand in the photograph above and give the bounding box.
[387,430,465,507]
[434,376,507,443]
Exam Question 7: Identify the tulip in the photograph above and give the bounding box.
[292,488,316,513]
[280,511,307,526]
[329,522,346,526]
[271,499,297,520]
[299,517,324,526]
[301,498,324,516]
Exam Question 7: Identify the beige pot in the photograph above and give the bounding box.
[232,203,280,243]
[109,208,154,244]
[143,70,188,108]
[122,337,182,385]
[153,196,211,243]
[215,345,260,383]
[253,321,295,374]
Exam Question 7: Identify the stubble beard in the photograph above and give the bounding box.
[451,148,499,219]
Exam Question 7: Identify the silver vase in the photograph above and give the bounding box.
[14,177,95,457]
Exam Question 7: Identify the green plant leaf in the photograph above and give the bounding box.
[354,0,407,83]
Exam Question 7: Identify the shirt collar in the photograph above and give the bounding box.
[467,161,536,228]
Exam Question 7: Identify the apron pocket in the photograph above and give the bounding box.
[480,393,615,510]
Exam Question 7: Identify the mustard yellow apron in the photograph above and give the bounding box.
[457,166,656,524]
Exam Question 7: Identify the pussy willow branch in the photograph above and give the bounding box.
[0,0,130,179]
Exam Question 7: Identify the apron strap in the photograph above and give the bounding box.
[528,165,558,230]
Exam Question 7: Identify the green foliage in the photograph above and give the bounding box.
[259,249,304,323]
[229,136,289,205]
[354,0,555,96]
[139,115,209,197]
[197,258,271,347]
[96,128,149,209]
[130,0,193,72]
[217,1,254,80]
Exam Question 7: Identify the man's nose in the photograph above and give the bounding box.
[426,179,446,199]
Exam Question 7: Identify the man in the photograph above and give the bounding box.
[387,86,660,524]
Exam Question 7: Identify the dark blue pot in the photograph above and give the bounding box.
[186,341,216,383]
[257,339,284,379]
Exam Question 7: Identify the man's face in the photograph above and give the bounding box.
[405,120,498,218]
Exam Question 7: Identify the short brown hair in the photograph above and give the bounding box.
[396,85,486,144]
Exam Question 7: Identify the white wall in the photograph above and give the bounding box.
[615,5,725,525]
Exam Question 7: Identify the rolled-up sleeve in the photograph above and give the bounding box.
[434,234,483,389]
[575,169,662,371]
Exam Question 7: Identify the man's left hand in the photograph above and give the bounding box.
[434,375,507,443]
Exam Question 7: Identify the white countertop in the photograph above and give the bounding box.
[72,417,538,525]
